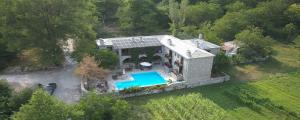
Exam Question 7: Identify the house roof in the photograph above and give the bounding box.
[183,38,220,50]
[96,35,215,59]
[159,35,214,59]
[97,36,162,49]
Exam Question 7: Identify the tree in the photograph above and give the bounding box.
[12,89,68,120]
[246,0,289,39]
[168,0,189,36]
[0,80,12,119]
[96,0,120,24]
[285,3,300,25]
[8,88,34,115]
[235,27,273,59]
[117,0,162,35]
[1,0,97,67]
[282,23,298,42]
[294,35,300,48]
[71,91,131,120]
[213,11,250,41]
[94,49,119,69]
[185,2,223,25]
[212,52,231,74]
[225,1,248,12]
[75,56,109,89]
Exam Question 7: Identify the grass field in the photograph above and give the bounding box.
[127,43,300,120]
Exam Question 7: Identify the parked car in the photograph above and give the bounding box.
[38,83,57,95]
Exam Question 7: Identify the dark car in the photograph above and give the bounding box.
[38,83,57,95]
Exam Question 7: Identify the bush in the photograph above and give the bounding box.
[120,87,144,94]
[0,79,12,119]
[93,49,118,69]
[212,52,231,73]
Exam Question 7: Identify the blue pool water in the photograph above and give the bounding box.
[115,71,167,90]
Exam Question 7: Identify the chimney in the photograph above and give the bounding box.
[195,41,200,48]
[199,33,203,39]
[100,39,104,46]
[140,36,143,42]
[168,39,173,46]
[186,50,192,57]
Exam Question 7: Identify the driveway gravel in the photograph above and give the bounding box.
[0,64,81,103]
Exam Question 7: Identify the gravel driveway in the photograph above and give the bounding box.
[0,64,81,103]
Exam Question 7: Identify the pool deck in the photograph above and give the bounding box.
[107,65,176,92]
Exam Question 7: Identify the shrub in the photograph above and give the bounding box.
[212,52,231,73]
[120,87,144,94]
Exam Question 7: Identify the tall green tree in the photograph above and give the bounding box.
[1,0,97,67]
[185,2,223,25]
[213,11,250,41]
[93,49,119,69]
[117,0,162,35]
[12,89,68,120]
[168,0,189,36]
[235,27,273,59]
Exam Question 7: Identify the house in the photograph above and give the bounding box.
[222,41,240,56]
[96,35,224,88]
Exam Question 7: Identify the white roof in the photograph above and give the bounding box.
[96,35,214,59]
[183,39,220,50]
[159,35,214,59]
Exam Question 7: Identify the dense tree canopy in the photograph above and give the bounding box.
[185,2,223,25]
[13,89,68,120]
[0,0,97,67]
[117,0,163,35]
[71,91,130,120]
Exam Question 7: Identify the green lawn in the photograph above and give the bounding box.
[126,43,300,120]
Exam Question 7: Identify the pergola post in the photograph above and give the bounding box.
[118,49,123,68]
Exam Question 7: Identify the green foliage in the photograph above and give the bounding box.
[71,91,131,120]
[0,80,12,120]
[0,43,16,71]
[13,89,68,120]
[93,49,118,69]
[285,3,300,25]
[96,0,120,24]
[246,0,289,39]
[168,0,189,36]
[1,0,97,66]
[198,22,223,45]
[72,39,98,62]
[144,93,227,120]
[8,88,34,114]
[213,11,250,41]
[282,23,298,42]
[225,1,248,12]
[117,0,163,35]
[235,27,273,59]
[212,52,231,73]
[294,35,300,48]
[120,87,144,94]
[185,2,223,25]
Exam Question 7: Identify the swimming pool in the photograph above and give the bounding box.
[115,71,167,90]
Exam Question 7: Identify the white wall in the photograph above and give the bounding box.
[183,57,214,84]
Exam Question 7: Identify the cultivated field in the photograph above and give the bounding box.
[127,43,300,120]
